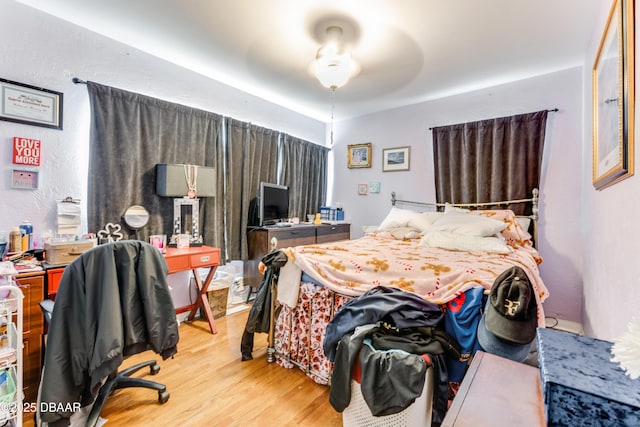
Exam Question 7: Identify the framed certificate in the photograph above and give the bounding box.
[0,78,63,130]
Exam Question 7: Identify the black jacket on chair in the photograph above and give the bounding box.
[38,241,179,426]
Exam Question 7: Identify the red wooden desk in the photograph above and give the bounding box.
[163,246,220,334]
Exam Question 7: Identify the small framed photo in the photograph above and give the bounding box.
[369,181,381,193]
[382,146,410,172]
[11,169,39,190]
[348,143,372,168]
[0,78,63,130]
[358,183,368,195]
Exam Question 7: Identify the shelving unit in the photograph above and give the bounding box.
[0,282,24,426]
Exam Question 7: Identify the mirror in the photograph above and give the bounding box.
[171,198,203,246]
[122,205,150,239]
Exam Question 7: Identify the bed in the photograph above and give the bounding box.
[267,190,549,386]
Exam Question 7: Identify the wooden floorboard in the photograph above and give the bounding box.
[25,309,342,426]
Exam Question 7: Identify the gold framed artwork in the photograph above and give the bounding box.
[348,143,372,168]
[592,0,635,190]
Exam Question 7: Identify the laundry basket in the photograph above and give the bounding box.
[342,366,433,427]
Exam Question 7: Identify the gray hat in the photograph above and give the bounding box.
[484,266,537,344]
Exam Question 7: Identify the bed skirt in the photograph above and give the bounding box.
[272,282,353,385]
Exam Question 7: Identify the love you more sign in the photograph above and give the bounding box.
[13,136,41,166]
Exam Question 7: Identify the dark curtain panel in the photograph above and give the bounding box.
[281,135,329,220]
[86,82,225,251]
[225,119,279,260]
[432,110,548,215]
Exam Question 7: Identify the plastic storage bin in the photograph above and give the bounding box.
[0,367,18,421]
[0,323,17,367]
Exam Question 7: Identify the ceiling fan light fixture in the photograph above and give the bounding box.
[313,25,355,90]
[314,50,353,90]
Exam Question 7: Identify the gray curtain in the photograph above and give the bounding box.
[281,135,329,220]
[87,82,328,262]
[86,82,225,251]
[432,110,548,215]
[225,119,279,260]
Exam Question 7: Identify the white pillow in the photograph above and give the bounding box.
[362,225,380,234]
[430,211,507,237]
[444,203,469,213]
[516,216,532,232]
[407,212,442,233]
[377,207,420,230]
[389,227,421,240]
[419,231,512,254]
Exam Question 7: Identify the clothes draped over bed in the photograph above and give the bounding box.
[241,250,288,360]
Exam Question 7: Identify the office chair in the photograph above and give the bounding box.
[37,241,179,427]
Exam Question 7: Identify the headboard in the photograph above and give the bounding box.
[390,189,540,247]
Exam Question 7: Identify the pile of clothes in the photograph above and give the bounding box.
[323,286,461,426]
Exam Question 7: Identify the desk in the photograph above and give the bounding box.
[442,351,545,427]
[163,246,220,334]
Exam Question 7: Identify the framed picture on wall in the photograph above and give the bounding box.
[0,78,63,130]
[348,143,372,168]
[382,146,410,172]
[592,0,634,190]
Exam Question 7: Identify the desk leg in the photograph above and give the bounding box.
[187,266,218,334]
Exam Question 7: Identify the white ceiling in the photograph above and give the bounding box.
[17,0,602,122]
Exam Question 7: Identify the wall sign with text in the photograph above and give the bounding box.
[13,137,41,166]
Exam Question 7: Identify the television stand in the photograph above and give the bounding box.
[244,223,350,290]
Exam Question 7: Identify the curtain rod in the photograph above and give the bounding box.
[71,76,560,125]
[428,108,558,131]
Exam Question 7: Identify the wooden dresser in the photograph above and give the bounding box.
[15,271,45,404]
[244,223,350,288]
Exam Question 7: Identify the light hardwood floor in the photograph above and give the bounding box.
[25,309,342,426]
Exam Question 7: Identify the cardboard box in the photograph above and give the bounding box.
[156,163,216,197]
[44,240,96,265]
[537,328,640,426]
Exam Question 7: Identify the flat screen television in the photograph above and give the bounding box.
[259,182,289,226]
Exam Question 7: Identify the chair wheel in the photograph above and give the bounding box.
[150,363,161,375]
[158,390,170,404]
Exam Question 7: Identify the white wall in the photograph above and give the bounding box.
[580,1,640,340]
[0,0,325,240]
[332,68,584,324]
